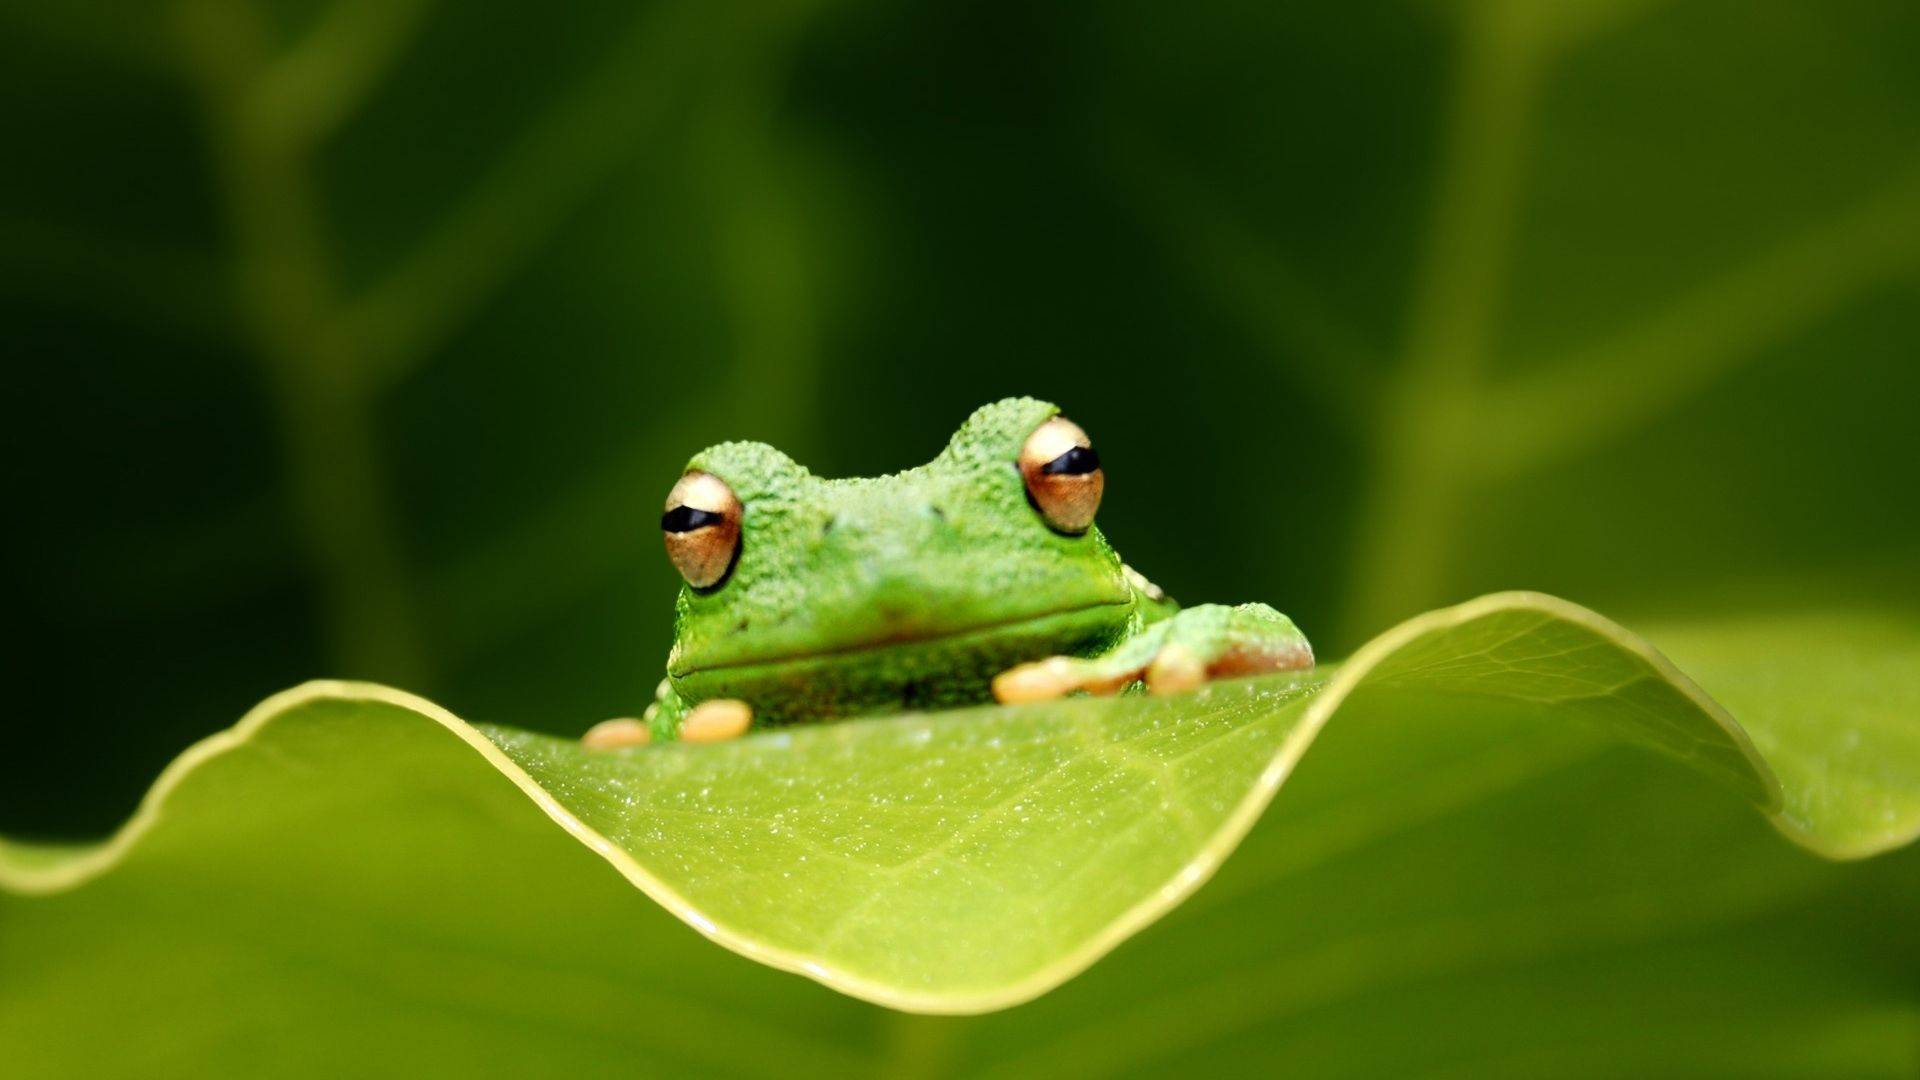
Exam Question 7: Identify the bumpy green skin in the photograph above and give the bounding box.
[648,397,1310,740]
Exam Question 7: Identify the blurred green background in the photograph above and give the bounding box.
[4,0,1919,839]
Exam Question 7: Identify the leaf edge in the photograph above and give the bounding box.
[7,591,1899,1017]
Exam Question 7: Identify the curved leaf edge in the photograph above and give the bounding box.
[0,591,1897,1015]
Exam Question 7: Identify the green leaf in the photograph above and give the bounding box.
[1651,612,1920,859]
[5,593,1914,1066]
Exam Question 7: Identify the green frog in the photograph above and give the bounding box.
[584,397,1312,747]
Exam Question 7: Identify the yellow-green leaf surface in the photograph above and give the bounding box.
[3,593,1918,1075]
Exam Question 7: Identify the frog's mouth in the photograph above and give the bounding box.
[676,602,1127,674]
[669,600,1130,722]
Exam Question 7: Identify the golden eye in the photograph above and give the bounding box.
[1018,415,1103,533]
[662,470,741,588]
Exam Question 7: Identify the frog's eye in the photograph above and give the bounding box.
[1019,415,1104,534]
[662,470,742,588]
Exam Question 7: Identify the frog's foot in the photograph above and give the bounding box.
[585,699,753,748]
[992,649,1226,701]
[582,717,652,750]
[992,603,1312,703]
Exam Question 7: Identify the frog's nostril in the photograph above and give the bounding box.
[820,514,839,539]
[927,505,948,524]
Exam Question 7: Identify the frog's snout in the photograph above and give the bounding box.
[796,493,965,637]
[847,554,947,638]
[807,498,951,551]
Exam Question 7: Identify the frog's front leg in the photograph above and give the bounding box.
[582,679,754,749]
[993,603,1312,702]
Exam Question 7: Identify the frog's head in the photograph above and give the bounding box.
[659,397,1137,723]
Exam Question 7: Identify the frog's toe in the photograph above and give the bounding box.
[682,699,753,742]
[993,655,1137,703]
[992,657,1080,703]
[1145,644,1206,695]
[1148,633,1313,696]
[582,717,652,750]
[1205,636,1315,679]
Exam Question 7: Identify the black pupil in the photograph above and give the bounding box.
[662,506,726,533]
[1041,445,1100,476]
